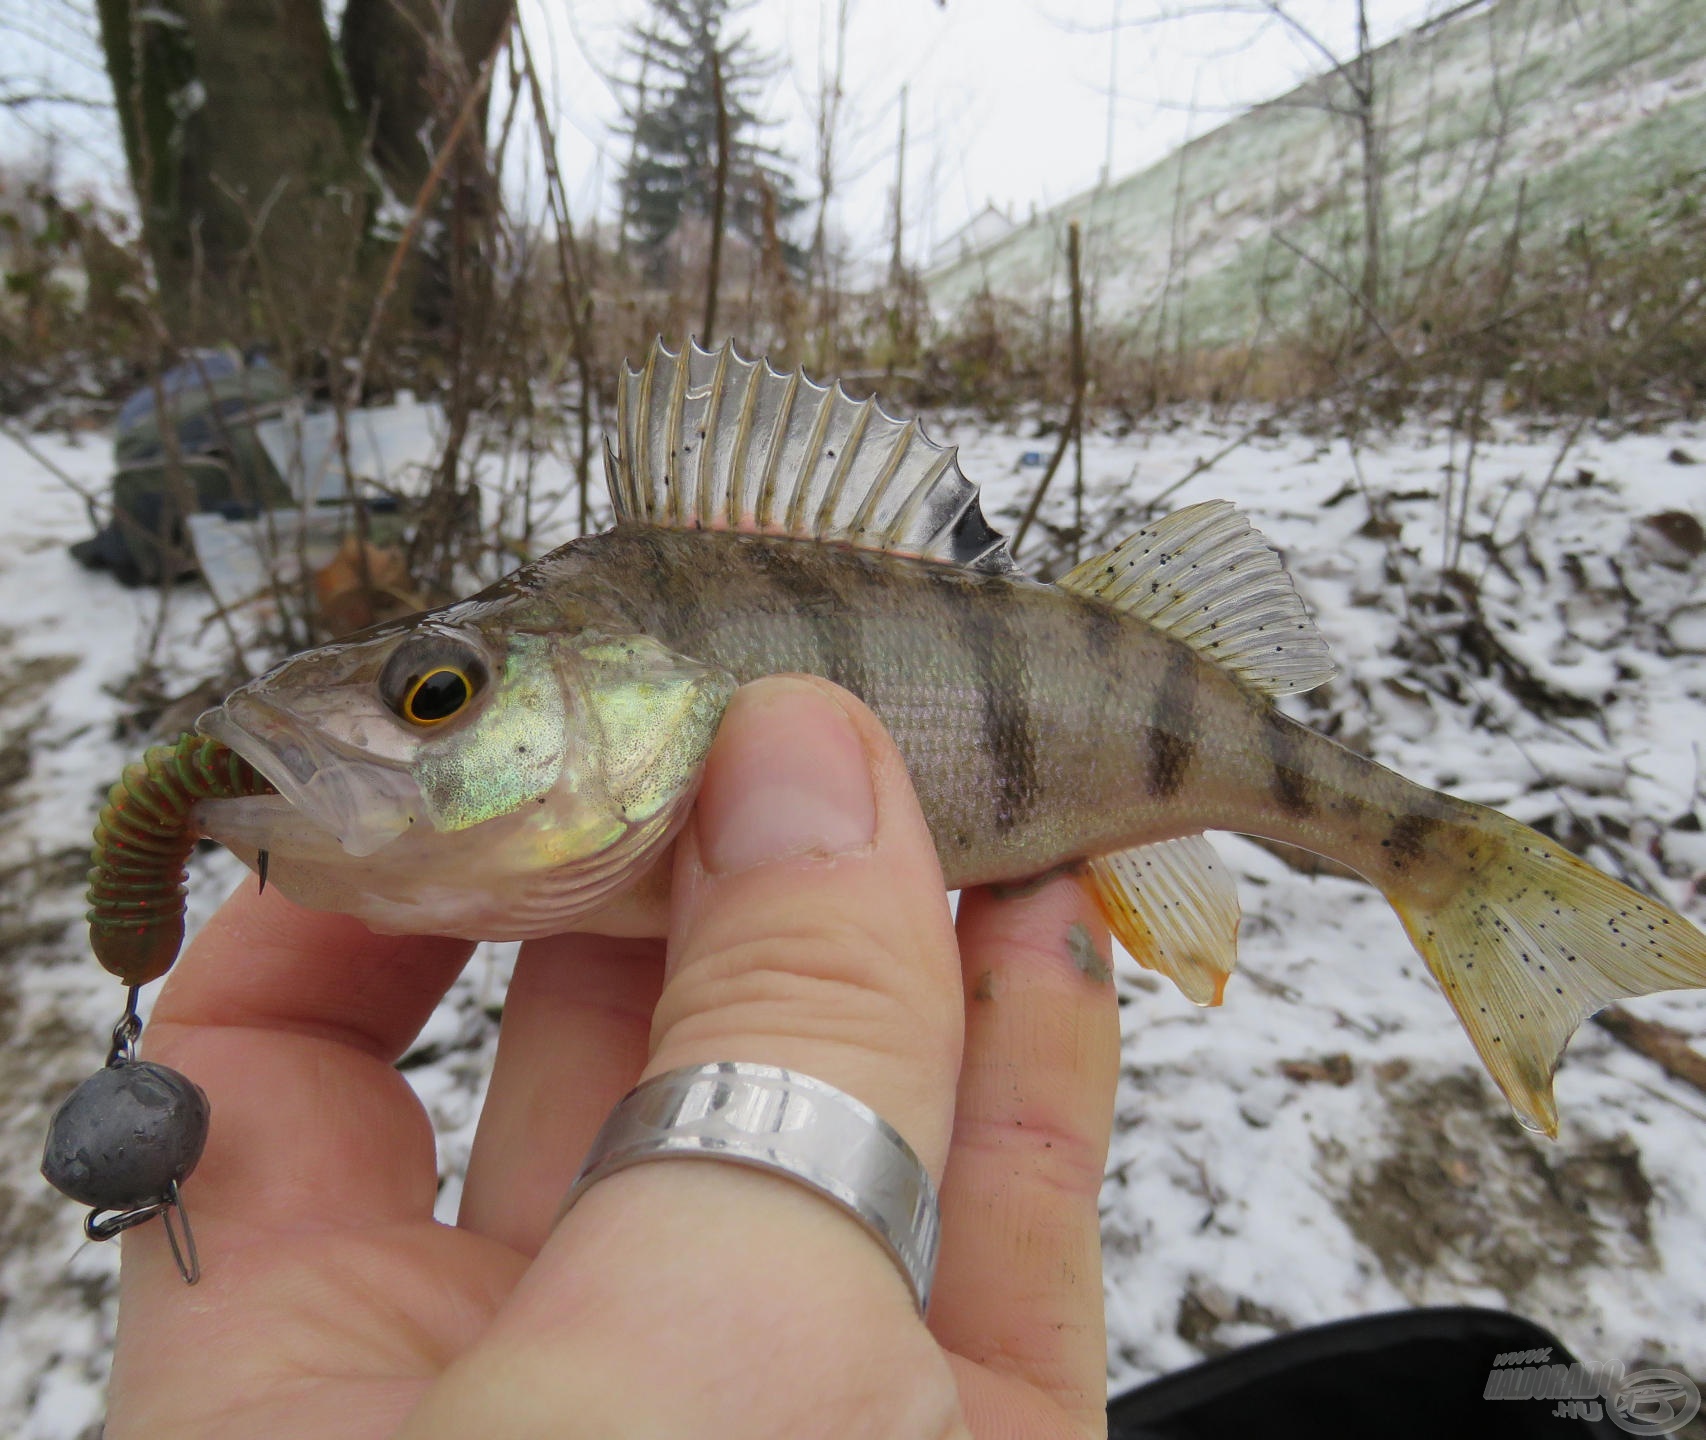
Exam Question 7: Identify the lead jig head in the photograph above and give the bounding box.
[42,989,207,1283]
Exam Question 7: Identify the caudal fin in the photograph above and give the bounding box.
[1389,811,1706,1136]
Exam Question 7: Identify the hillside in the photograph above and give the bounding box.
[924,0,1706,350]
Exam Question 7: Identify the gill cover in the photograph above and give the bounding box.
[566,633,737,830]
[409,631,570,831]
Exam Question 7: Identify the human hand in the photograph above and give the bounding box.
[107,675,1122,1439]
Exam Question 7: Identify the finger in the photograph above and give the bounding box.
[139,884,473,1239]
[457,933,664,1255]
[110,886,488,1435]
[398,677,969,1437]
[647,676,963,1160]
[933,878,1120,1436]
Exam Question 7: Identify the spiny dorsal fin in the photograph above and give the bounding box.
[1058,501,1335,697]
[606,339,1016,575]
[1083,834,1241,1006]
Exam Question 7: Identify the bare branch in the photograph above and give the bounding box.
[1272,232,1396,354]
[0,421,103,507]
[703,50,727,340]
[347,30,507,408]
[0,86,109,109]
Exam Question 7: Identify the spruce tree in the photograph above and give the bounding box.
[618,0,803,269]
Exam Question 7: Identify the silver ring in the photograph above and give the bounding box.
[565,1061,940,1314]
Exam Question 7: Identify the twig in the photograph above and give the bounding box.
[1622,1076,1706,1128]
[346,31,506,410]
[1013,222,1084,560]
[1012,405,1074,560]
[1154,84,1198,388]
[516,21,597,537]
[1510,412,1590,532]
[1446,178,1527,576]
[703,50,728,343]
[1271,231,1398,360]
[1525,282,1706,529]
[0,88,108,109]
[1096,396,1309,541]
[209,173,292,357]
[138,360,189,666]
[0,421,104,508]
[1594,1006,1706,1105]
[1070,223,1087,565]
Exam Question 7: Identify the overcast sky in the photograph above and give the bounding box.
[522,0,1448,262]
[7,0,1449,267]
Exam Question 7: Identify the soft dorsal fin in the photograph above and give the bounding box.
[1057,500,1335,697]
[1083,834,1241,1006]
[606,339,1016,575]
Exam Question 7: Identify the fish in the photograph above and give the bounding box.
[172,338,1705,1137]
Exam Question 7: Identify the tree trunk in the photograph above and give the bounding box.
[97,0,512,356]
[98,0,370,351]
[339,0,513,203]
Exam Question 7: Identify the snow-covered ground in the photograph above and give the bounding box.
[2,401,1703,1435]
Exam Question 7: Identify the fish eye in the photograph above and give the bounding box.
[380,632,488,728]
[402,667,473,725]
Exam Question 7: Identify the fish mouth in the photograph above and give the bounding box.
[197,695,426,858]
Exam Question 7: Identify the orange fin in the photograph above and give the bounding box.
[1083,834,1240,1006]
[1389,808,1706,1137]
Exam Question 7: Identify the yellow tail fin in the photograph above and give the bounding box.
[1390,809,1706,1136]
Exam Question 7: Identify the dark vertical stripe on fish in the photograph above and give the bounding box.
[640,530,706,633]
[953,585,1036,833]
[1079,597,1123,668]
[1143,642,1198,798]
[1384,811,1442,869]
[1261,708,1316,817]
[753,542,871,700]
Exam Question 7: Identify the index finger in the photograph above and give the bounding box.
[138,882,473,1239]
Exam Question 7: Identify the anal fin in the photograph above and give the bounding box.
[1083,834,1241,1006]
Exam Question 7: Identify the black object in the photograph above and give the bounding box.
[1107,1307,1620,1439]
[43,992,206,1283]
[42,1060,210,1211]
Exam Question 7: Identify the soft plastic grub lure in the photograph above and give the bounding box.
[86,734,276,985]
[43,735,274,1283]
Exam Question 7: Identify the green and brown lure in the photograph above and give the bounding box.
[45,735,258,1282]
[86,735,277,986]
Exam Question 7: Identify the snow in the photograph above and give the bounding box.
[946,407,1706,1390]
[1,400,1704,1433]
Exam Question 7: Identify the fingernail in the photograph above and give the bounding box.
[697,679,877,875]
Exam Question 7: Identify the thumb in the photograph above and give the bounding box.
[397,676,971,1439]
[649,673,965,1172]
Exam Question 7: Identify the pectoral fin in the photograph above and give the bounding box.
[1083,834,1241,1005]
